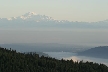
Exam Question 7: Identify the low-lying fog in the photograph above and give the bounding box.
[44,52,108,66]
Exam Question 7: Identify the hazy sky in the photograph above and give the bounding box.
[0,30,108,46]
[0,0,108,22]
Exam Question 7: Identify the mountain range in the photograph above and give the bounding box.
[0,12,108,30]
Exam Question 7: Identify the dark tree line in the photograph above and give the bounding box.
[0,47,108,72]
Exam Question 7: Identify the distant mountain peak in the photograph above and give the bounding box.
[7,12,54,21]
[0,12,108,23]
[23,12,37,16]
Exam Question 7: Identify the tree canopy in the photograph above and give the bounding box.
[0,47,108,72]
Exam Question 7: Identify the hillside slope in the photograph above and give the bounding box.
[78,46,108,59]
[0,47,108,72]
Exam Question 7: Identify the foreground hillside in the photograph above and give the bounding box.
[0,47,108,72]
[78,46,108,59]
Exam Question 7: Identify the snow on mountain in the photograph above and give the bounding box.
[0,12,108,30]
[2,12,107,23]
[4,12,70,23]
[6,12,55,22]
[0,12,108,23]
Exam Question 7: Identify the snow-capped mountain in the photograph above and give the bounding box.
[1,12,70,23]
[0,12,108,30]
[6,12,55,22]
[1,12,108,23]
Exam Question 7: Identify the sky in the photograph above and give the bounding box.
[0,0,108,22]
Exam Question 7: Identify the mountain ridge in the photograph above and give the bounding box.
[78,46,108,59]
[0,12,108,23]
[0,12,108,30]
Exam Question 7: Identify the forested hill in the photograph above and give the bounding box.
[78,46,108,59]
[0,47,108,72]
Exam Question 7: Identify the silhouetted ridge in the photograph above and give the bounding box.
[0,47,108,72]
[78,46,108,59]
